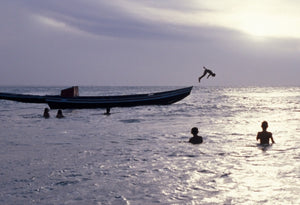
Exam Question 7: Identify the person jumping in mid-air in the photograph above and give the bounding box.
[198,66,216,82]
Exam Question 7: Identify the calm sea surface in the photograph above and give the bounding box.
[0,86,299,205]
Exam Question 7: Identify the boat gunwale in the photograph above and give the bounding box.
[45,86,193,103]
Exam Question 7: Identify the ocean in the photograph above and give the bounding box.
[0,86,299,205]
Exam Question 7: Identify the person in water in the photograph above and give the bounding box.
[104,107,111,115]
[56,109,64,118]
[189,127,203,144]
[198,66,216,82]
[43,108,50,118]
[256,121,275,145]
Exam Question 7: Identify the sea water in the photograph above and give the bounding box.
[0,86,299,205]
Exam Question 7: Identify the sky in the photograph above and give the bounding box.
[0,0,299,86]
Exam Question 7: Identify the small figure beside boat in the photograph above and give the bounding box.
[56,109,65,118]
[43,108,50,118]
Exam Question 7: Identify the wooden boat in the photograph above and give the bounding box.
[47,86,193,109]
[0,86,193,109]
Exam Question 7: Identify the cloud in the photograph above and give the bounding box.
[4,0,300,40]
[16,0,185,40]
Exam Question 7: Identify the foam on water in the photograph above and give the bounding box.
[0,86,299,204]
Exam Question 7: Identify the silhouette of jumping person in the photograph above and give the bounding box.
[198,66,216,82]
[256,121,275,145]
[189,127,203,144]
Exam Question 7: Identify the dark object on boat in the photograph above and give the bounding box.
[0,86,193,109]
[61,86,79,97]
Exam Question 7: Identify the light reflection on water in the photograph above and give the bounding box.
[0,86,299,204]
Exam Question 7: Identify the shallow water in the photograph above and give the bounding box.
[0,86,299,204]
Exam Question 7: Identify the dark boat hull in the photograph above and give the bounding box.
[47,87,193,109]
[0,87,193,109]
[0,92,59,103]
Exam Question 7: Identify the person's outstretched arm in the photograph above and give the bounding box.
[270,134,275,143]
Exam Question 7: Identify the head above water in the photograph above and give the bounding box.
[191,127,199,135]
[261,121,268,130]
